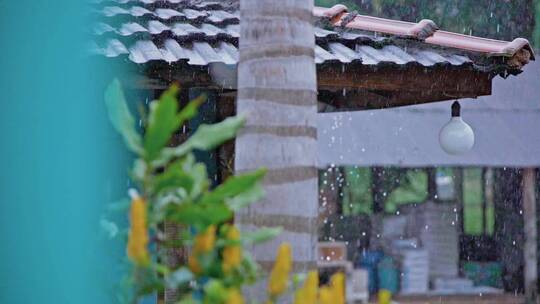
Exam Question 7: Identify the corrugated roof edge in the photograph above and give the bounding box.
[314,4,535,69]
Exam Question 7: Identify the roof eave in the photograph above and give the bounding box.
[314,5,535,71]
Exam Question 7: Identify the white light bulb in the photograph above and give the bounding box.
[439,102,475,155]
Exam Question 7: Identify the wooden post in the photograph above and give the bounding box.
[370,167,385,249]
[337,166,345,215]
[427,167,437,201]
[523,168,537,303]
[494,168,524,292]
[481,168,487,235]
[319,166,341,225]
[454,168,464,235]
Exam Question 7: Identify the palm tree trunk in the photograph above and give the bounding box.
[235,0,318,298]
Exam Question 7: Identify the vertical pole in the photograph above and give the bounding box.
[427,167,437,201]
[371,167,385,214]
[494,169,524,292]
[216,93,237,183]
[481,168,487,235]
[337,166,345,215]
[454,168,464,235]
[370,167,385,249]
[484,169,495,235]
[523,168,537,303]
[319,166,340,222]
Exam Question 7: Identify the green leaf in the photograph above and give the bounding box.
[165,268,193,289]
[178,295,197,304]
[203,280,228,303]
[242,227,282,245]
[156,115,245,166]
[99,217,119,239]
[177,94,206,126]
[151,263,171,276]
[152,159,195,196]
[188,115,245,151]
[170,202,232,227]
[226,184,265,211]
[106,198,130,213]
[104,79,143,154]
[144,85,181,161]
[189,163,209,199]
[239,254,260,283]
[131,159,147,182]
[292,273,307,289]
[200,168,266,205]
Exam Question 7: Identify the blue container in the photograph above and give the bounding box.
[377,257,399,294]
[358,250,384,293]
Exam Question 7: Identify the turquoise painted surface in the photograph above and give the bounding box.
[0,1,132,303]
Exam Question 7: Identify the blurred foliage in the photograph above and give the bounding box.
[339,167,427,215]
[385,169,427,211]
[338,166,493,235]
[463,168,494,235]
[316,0,538,46]
[342,167,372,214]
[104,80,345,304]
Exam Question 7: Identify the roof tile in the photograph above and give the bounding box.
[118,22,147,36]
[314,4,534,65]
[92,1,533,71]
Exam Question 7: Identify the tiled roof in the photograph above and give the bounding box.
[91,1,534,72]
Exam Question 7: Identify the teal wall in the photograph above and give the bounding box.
[0,1,132,303]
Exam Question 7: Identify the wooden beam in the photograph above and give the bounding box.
[318,88,489,112]
[147,62,493,111]
[317,64,492,93]
[147,62,236,90]
[523,168,538,303]
[317,65,492,111]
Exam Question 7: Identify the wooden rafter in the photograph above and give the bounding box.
[146,62,493,112]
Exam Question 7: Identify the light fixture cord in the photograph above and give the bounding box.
[451,101,461,117]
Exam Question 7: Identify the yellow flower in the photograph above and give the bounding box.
[294,271,318,304]
[127,195,150,266]
[268,243,292,297]
[318,272,345,304]
[222,225,242,273]
[226,288,244,304]
[330,272,345,304]
[318,286,333,304]
[188,254,202,274]
[194,225,216,254]
[378,289,392,304]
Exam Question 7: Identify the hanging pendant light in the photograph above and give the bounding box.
[439,101,475,155]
